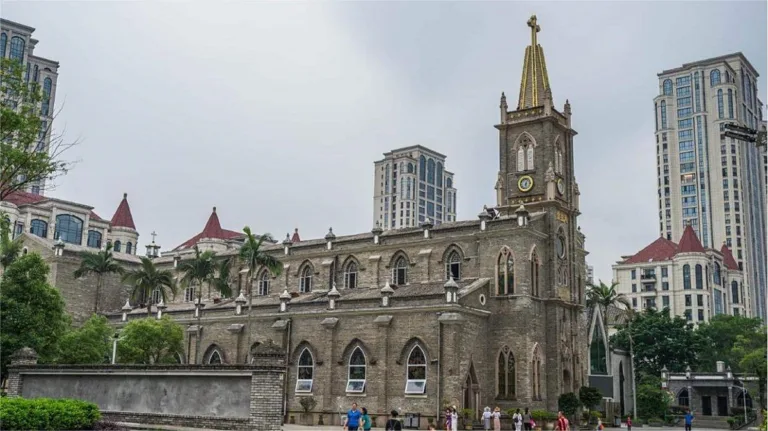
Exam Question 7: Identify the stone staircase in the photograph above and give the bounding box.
[692,415,732,429]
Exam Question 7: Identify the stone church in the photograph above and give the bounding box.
[5,15,589,427]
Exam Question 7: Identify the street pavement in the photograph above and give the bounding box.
[282,426,747,431]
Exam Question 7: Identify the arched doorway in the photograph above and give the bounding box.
[619,362,626,416]
[463,363,479,421]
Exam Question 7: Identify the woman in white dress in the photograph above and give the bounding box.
[513,408,523,431]
[483,407,492,431]
[451,407,458,431]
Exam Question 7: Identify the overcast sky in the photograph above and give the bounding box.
[4,1,766,283]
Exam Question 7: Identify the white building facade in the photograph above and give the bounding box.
[613,225,750,324]
[654,53,766,319]
[0,19,60,196]
[373,145,457,230]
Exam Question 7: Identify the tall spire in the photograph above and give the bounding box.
[517,15,551,110]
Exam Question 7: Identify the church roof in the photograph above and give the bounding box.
[110,193,136,230]
[720,243,739,270]
[622,236,679,264]
[517,15,551,110]
[291,228,301,243]
[173,206,244,251]
[2,190,104,221]
[678,224,705,253]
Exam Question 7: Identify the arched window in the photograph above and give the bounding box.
[695,264,703,290]
[517,147,525,172]
[427,159,435,184]
[344,261,358,289]
[30,219,48,238]
[660,101,667,129]
[731,281,739,304]
[42,78,52,116]
[717,89,724,119]
[683,264,691,290]
[33,64,38,82]
[497,346,516,399]
[151,288,161,304]
[259,270,270,295]
[405,346,427,394]
[590,327,608,374]
[714,263,721,285]
[407,163,414,174]
[207,350,223,365]
[678,389,690,406]
[710,69,721,87]
[531,345,543,400]
[406,178,412,200]
[300,265,313,293]
[497,248,514,295]
[87,230,102,248]
[392,256,408,286]
[346,347,366,393]
[725,70,730,83]
[526,146,534,171]
[437,162,443,187]
[663,79,673,96]
[114,240,122,252]
[530,249,540,297]
[0,33,6,58]
[54,214,83,245]
[446,251,461,280]
[184,286,196,302]
[9,36,24,63]
[296,348,314,393]
[126,242,133,254]
[727,89,734,118]
[419,156,426,181]
[447,177,453,188]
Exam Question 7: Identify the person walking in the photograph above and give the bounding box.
[493,407,502,431]
[361,407,372,431]
[385,410,403,431]
[684,410,694,431]
[445,408,453,431]
[483,407,492,431]
[513,408,523,431]
[344,402,362,431]
[451,407,458,431]
[626,415,632,431]
[556,411,568,431]
[523,408,533,431]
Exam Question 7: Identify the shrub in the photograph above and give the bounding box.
[0,397,101,430]
[558,392,582,417]
[531,410,549,422]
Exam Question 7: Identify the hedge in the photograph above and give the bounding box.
[0,397,101,430]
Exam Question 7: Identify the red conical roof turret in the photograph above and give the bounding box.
[720,243,740,270]
[677,224,705,254]
[110,193,136,230]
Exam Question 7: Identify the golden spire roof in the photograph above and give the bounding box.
[517,15,551,110]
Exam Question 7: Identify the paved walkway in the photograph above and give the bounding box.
[122,423,755,431]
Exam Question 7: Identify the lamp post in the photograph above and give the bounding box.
[111,332,119,364]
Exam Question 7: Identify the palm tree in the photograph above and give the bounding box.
[211,257,234,299]
[0,216,22,270]
[122,257,177,317]
[177,246,216,364]
[74,242,125,313]
[240,227,282,363]
[587,280,632,329]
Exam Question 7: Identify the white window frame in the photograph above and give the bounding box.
[207,350,223,365]
[300,266,313,293]
[184,287,196,302]
[259,271,270,296]
[405,345,427,395]
[151,288,161,305]
[295,348,314,393]
[346,347,366,393]
[392,257,408,286]
[344,262,358,289]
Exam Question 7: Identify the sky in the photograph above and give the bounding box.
[3,1,766,283]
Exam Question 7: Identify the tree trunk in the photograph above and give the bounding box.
[93,274,102,313]
[246,272,254,364]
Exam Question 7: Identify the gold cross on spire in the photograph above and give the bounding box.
[527,15,540,47]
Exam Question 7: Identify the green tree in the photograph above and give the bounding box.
[611,308,703,378]
[636,375,671,419]
[587,280,632,328]
[239,227,281,363]
[56,315,113,364]
[211,256,234,299]
[116,316,184,364]
[0,253,70,379]
[696,314,763,372]
[0,57,75,200]
[558,392,581,419]
[0,215,22,270]
[579,386,603,422]
[73,242,125,313]
[178,246,216,300]
[733,326,767,409]
[122,256,177,317]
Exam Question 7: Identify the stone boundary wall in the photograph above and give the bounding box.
[7,360,285,431]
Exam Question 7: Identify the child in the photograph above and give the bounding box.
[627,415,632,431]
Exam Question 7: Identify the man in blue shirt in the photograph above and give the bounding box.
[684,410,694,431]
[345,402,362,431]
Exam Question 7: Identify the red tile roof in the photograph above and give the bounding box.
[623,236,679,264]
[174,207,244,251]
[678,224,705,253]
[291,228,300,243]
[720,243,739,270]
[3,190,103,221]
[110,193,136,230]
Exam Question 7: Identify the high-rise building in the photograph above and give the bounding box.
[373,145,457,230]
[654,53,767,319]
[0,19,60,196]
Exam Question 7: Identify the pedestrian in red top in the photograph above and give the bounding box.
[556,411,568,431]
[627,416,632,431]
